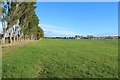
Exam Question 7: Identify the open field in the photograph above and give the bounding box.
[2,39,118,78]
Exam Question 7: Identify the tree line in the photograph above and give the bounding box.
[0,1,44,44]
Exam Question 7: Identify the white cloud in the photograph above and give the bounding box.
[40,24,68,31]
[40,24,79,37]
[40,24,118,37]
[94,32,118,36]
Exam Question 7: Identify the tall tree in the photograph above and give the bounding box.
[1,2,9,44]
[1,1,44,43]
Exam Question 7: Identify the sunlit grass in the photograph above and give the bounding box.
[2,39,118,78]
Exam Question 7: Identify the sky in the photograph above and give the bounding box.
[35,2,118,37]
[36,0,119,2]
[0,2,118,37]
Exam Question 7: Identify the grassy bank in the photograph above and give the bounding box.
[2,39,118,78]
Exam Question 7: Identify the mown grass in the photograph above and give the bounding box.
[2,39,118,78]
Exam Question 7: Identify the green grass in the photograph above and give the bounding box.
[2,39,118,78]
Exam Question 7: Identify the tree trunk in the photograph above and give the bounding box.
[14,29,18,42]
[19,32,23,41]
[13,35,16,42]
[24,35,26,40]
[19,34,22,41]
[30,35,32,40]
[17,35,19,42]
[10,32,13,43]
[2,33,6,44]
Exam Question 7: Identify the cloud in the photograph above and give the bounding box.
[94,32,118,36]
[40,24,79,37]
[44,30,78,37]
[40,24,68,31]
[40,24,118,37]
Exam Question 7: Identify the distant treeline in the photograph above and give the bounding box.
[0,1,44,44]
[44,36,119,39]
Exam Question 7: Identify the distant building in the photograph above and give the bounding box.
[75,37,81,39]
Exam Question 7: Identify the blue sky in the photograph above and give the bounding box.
[35,2,118,37]
[0,2,118,37]
[36,0,119,2]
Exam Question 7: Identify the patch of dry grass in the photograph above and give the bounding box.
[1,40,38,48]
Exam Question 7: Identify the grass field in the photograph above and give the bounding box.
[2,39,118,78]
